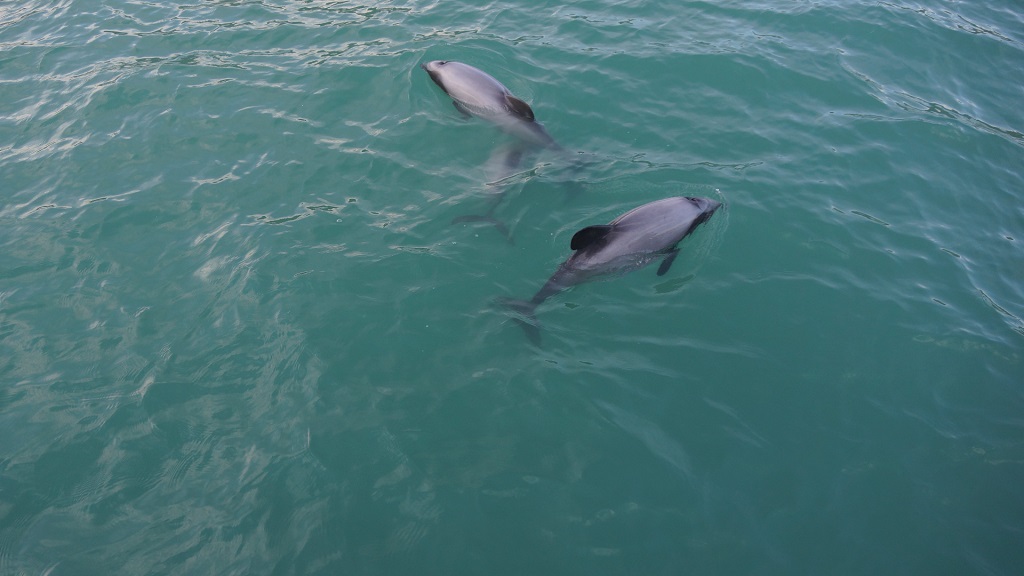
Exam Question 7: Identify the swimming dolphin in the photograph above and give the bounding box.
[499,196,722,343]
[421,60,581,241]
[421,60,561,150]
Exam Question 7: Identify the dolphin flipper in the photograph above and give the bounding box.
[657,248,680,276]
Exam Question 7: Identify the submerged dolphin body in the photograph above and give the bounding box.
[499,196,722,344]
[449,141,527,243]
[420,60,561,150]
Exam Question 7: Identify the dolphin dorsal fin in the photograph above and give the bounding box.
[570,225,614,251]
[504,95,535,121]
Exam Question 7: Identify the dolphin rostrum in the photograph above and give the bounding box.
[499,196,722,343]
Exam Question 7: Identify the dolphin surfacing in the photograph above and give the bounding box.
[498,196,722,344]
[421,60,572,241]
[420,60,560,150]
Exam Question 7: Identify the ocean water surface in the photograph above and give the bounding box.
[2,0,1022,574]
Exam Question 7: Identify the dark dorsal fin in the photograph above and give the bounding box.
[504,95,535,121]
[570,225,614,251]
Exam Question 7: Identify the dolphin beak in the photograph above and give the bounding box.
[688,197,722,214]
[421,64,444,89]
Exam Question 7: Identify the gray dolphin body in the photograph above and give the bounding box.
[500,196,722,343]
[422,59,571,242]
[421,60,560,150]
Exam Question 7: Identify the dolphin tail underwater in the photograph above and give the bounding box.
[494,296,543,346]
[494,266,576,345]
[452,213,514,243]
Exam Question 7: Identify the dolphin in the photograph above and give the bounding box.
[421,60,561,150]
[422,60,579,241]
[498,196,722,344]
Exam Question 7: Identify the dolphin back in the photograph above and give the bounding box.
[591,196,720,261]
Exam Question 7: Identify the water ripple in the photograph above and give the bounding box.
[2,0,1023,574]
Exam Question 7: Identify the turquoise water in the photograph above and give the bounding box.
[2,0,1023,573]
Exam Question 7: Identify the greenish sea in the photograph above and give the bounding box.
[2,1,1022,574]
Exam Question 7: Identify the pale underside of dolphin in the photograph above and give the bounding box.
[499,196,722,344]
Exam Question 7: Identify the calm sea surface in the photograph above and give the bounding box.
[2,1,1022,574]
